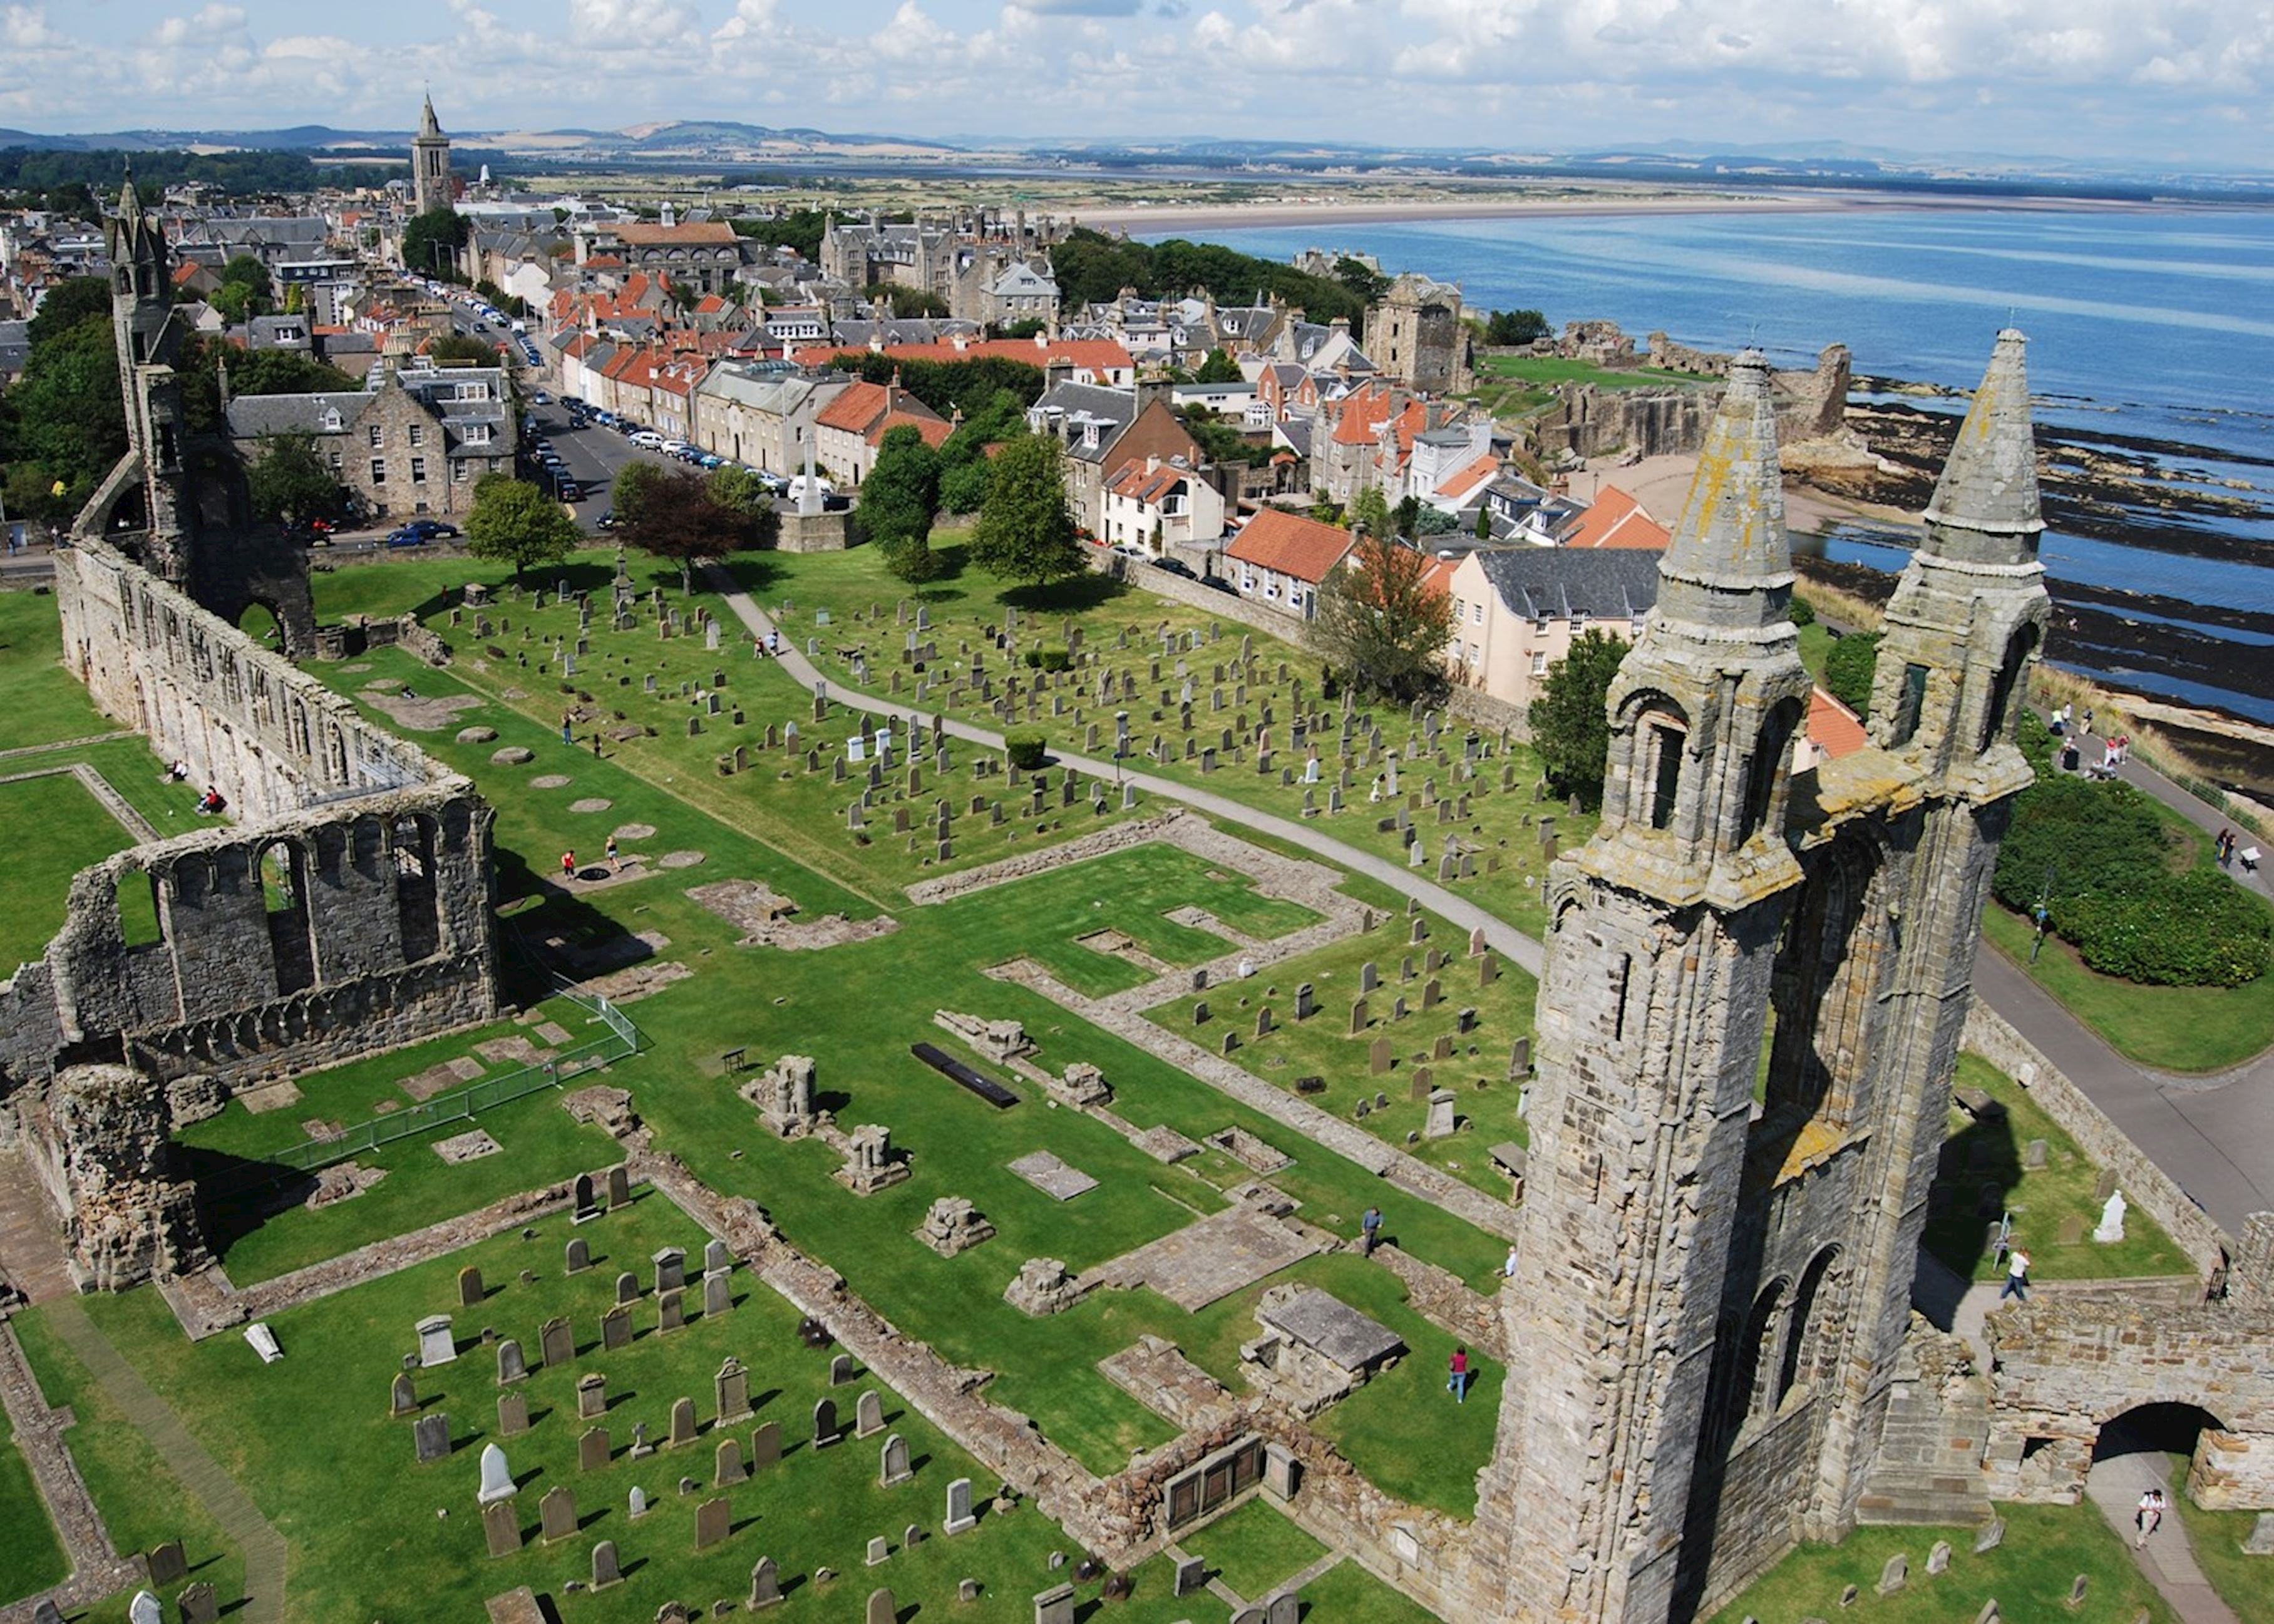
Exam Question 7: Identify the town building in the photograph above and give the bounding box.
[225,357,516,520]
[1220,508,1356,620]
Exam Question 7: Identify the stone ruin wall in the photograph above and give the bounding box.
[1518,332,1853,462]
[1,542,500,1288]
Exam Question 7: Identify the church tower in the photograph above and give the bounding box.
[412,91,453,217]
[105,171,196,583]
[1470,351,1813,1624]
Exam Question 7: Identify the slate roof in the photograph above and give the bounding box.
[224,391,368,438]
[1473,547,1662,622]
[1031,382,1139,463]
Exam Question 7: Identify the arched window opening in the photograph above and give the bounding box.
[1643,714,1685,831]
[1777,1246,1841,1406]
[1741,697,1804,843]
[393,816,441,963]
[1726,1281,1786,1435]
[1980,624,2039,751]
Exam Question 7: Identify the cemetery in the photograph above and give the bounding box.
[0,525,2253,1623]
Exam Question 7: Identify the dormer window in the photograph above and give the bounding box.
[319,408,343,433]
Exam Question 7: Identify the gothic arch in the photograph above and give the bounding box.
[1776,1244,1843,1407]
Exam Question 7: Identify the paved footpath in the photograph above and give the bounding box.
[2085,1446,2241,1624]
[717,572,2274,1235]
[41,1298,288,1624]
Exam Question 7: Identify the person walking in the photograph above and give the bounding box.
[560,850,577,881]
[2216,828,2234,868]
[1447,1346,1470,1404]
[605,835,620,875]
[2001,1246,2031,1302]
[1361,1206,1382,1257]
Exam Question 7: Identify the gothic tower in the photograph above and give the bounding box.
[1471,351,1813,1624]
[104,171,197,583]
[412,91,453,217]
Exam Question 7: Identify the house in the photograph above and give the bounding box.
[690,366,847,473]
[576,215,746,296]
[1026,384,1200,538]
[811,379,949,486]
[980,260,1059,328]
[1560,485,1672,550]
[1101,456,1225,553]
[224,357,515,520]
[1222,509,1357,621]
[1443,548,1660,711]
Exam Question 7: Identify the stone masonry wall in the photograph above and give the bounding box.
[1962,1002,2230,1278]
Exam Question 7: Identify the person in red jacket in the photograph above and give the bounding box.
[1448,1346,1470,1404]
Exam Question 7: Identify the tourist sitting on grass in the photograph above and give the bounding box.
[162,759,189,783]
[197,785,225,815]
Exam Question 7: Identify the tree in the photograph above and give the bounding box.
[1334,255,1390,307]
[1475,506,1493,541]
[1824,630,1881,719]
[465,475,579,582]
[707,465,780,549]
[620,466,749,592]
[940,458,991,515]
[26,277,110,349]
[245,434,341,523]
[1349,484,1392,539]
[1193,348,1243,385]
[1484,309,1551,346]
[612,460,662,528]
[967,434,1083,587]
[1310,533,1454,706]
[427,335,499,367]
[401,207,468,281]
[859,426,941,548]
[863,282,949,320]
[0,297,125,515]
[1530,629,1632,811]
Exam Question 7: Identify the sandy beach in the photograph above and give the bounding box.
[1066,185,2101,237]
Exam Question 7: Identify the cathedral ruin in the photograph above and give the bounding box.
[0,178,499,1292]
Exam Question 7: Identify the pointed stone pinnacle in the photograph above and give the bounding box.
[1656,349,1791,627]
[1923,329,2042,545]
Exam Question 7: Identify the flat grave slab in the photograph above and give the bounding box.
[1132,1124,1203,1164]
[236,1080,303,1114]
[1007,1151,1098,1201]
[1089,1204,1324,1311]
[1258,1287,1405,1372]
[912,1042,1019,1108]
[431,1129,505,1164]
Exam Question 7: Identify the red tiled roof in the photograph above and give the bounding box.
[1565,486,1670,551]
[1435,452,1502,503]
[870,409,951,450]
[1808,687,1869,759]
[815,380,891,434]
[795,337,1133,374]
[1225,509,1356,584]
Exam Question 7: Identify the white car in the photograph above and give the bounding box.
[629,430,666,450]
[783,475,835,503]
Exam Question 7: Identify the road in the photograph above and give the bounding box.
[522,401,676,535]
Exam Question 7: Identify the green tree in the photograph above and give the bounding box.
[859,425,942,549]
[939,458,991,515]
[707,465,781,549]
[1193,348,1243,385]
[401,207,468,282]
[968,434,1083,587]
[612,460,662,528]
[864,282,949,319]
[1529,629,1632,811]
[1349,483,1392,539]
[0,299,125,514]
[245,434,341,523]
[1475,506,1493,540]
[1824,630,1881,719]
[26,277,110,349]
[1483,309,1551,346]
[427,334,499,367]
[1334,255,1389,307]
[1310,533,1453,706]
[621,466,749,592]
[465,475,579,582]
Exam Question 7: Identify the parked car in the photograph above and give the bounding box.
[596,510,619,530]
[629,429,664,450]
[558,482,584,502]
[1150,556,1196,580]
[385,527,431,548]
[1200,574,1237,595]
[391,518,460,543]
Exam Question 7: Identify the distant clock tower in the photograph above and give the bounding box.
[411,91,453,217]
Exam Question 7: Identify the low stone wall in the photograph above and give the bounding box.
[1444,682,1530,742]
[1100,552,1316,643]
[1960,1002,2230,1278]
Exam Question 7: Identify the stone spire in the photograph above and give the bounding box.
[419,90,444,138]
[1655,348,1794,633]
[1920,327,2042,562]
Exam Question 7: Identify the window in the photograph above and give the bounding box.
[1473,603,1484,625]
[1647,722,1684,830]
[1890,663,1930,747]
[463,423,490,445]
[368,424,383,448]
[410,457,427,483]
[370,458,386,484]
[1453,597,1464,620]
[455,381,490,401]
[319,408,342,433]
[1531,651,1548,676]
[408,424,424,448]
[328,451,342,472]
[453,461,467,482]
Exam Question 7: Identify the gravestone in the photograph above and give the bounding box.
[629,1486,648,1519]
[592,1538,622,1588]
[497,1392,529,1437]
[147,1539,187,1586]
[178,1583,219,1624]
[1927,1539,1953,1575]
[945,1476,977,1535]
[2023,1139,2049,1170]
[815,1397,841,1447]
[615,1272,639,1306]
[748,1557,782,1609]
[565,1236,591,1274]
[705,1269,732,1317]
[579,1427,611,1472]
[658,1288,686,1333]
[704,1238,731,1273]
[413,1412,450,1464]
[717,1356,752,1424]
[1425,1089,1458,1139]
[1371,1037,1394,1075]
[1878,1553,1907,1595]
[1975,1514,2005,1553]
[477,1441,515,1503]
[654,1246,687,1293]
[669,1397,697,1447]
[458,1265,484,1307]
[856,1390,885,1438]
[694,1496,730,1550]
[751,1421,782,1469]
[831,1354,857,1385]
[601,1306,632,1350]
[867,1588,895,1624]
[867,1538,890,1566]
[1350,998,1369,1035]
[390,1372,416,1417]
[540,1484,576,1543]
[1175,1556,1206,1596]
[496,1339,527,1385]
[416,1315,456,1367]
[1034,1585,1076,1624]
[716,1437,746,1486]
[481,1498,520,1557]
[1267,1595,1300,1624]
[882,1432,913,1485]
[608,1166,632,1206]
[574,1172,598,1220]
[539,1316,572,1369]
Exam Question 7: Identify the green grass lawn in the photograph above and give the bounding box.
[32,1194,1226,1624]
[1466,354,1695,420]
[1180,1494,1325,1599]
[1981,903,2274,1075]
[1702,1501,2174,1624]
[1143,912,1537,1195]
[1922,1055,2191,1283]
[0,588,116,751]
[1297,1555,1445,1621]
[9,1313,243,1622]
[0,1396,68,1608]
[0,770,147,971]
[2174,1481,2274,1620]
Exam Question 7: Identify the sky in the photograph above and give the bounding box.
[3,0,2271,170]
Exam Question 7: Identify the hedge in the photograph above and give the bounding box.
[1005,729,1048,770]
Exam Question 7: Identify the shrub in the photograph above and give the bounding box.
[1824,629,1881,719]
[1005,729,1047,769]
[2062,870,2273,988]
[1022,644,1073,673]
[1789,595,1817,627]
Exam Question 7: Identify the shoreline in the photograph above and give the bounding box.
[1073,186,2174,236]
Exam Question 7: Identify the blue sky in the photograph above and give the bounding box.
[3,0,2270,169]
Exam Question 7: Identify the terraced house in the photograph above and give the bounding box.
[224,357,517,519]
